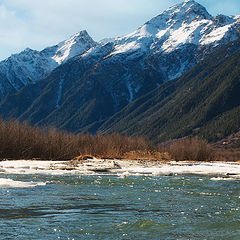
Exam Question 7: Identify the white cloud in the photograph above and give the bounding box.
[0,0,170,59]
[0,4,29,57]
[0,5,22,43]
[2,0,170,38]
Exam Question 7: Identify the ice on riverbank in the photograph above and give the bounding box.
[0,178,46,188]
[0,159,240,179]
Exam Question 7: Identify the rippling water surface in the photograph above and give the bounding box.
[0,174,239,239]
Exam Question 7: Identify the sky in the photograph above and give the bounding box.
[0,0,239,60]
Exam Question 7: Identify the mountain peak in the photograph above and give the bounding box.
[71,30,94,42]
[144,1,213,32]
[52,30,97,64]
[23,47,34,53]
[62,30,96,47]
[165,0,212,22]
[183,0,196,3]
[77,30,88,36]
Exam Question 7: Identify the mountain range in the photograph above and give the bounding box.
[0,0,239,144]
[0,31,97,98]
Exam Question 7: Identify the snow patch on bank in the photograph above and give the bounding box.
[0,159,240,179]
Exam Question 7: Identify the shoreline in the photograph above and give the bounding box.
[0,158,240,179]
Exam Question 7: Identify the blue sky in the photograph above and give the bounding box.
[0,0,239,60]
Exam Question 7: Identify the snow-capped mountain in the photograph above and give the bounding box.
[0,0,239,134]
[114,0,239,53]
[69,0,239,108]
[105,0,239,79]
[0,30,96,98]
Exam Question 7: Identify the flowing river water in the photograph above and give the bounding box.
[0,174,239,239]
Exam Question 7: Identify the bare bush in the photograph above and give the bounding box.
[163,137,215,161]
[1,119,238,162]
[0,119,152,160]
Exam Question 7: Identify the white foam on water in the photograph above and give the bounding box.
[210,177,240,181]
[0,178,46,188]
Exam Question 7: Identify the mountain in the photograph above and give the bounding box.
[0,0,239,137]
[97,39,240,143]
[0,30,96,98]
[108,0,239,79]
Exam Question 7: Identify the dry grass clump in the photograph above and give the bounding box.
[162,137,215,161]
[123,150,171,161]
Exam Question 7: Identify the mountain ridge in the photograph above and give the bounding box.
[0,1,239,142]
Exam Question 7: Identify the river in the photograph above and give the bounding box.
[0,174,239,239]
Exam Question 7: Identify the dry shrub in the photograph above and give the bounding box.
[3,119,234,162]
[93,133,152,159]
[0,120,82,160]
[165,137,214,161]
[0,119,153,160]
[214,148,240,162]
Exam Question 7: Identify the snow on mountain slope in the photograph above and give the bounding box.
[52,30,97,64]
[0,30,96,98]
[109,0,239,56]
